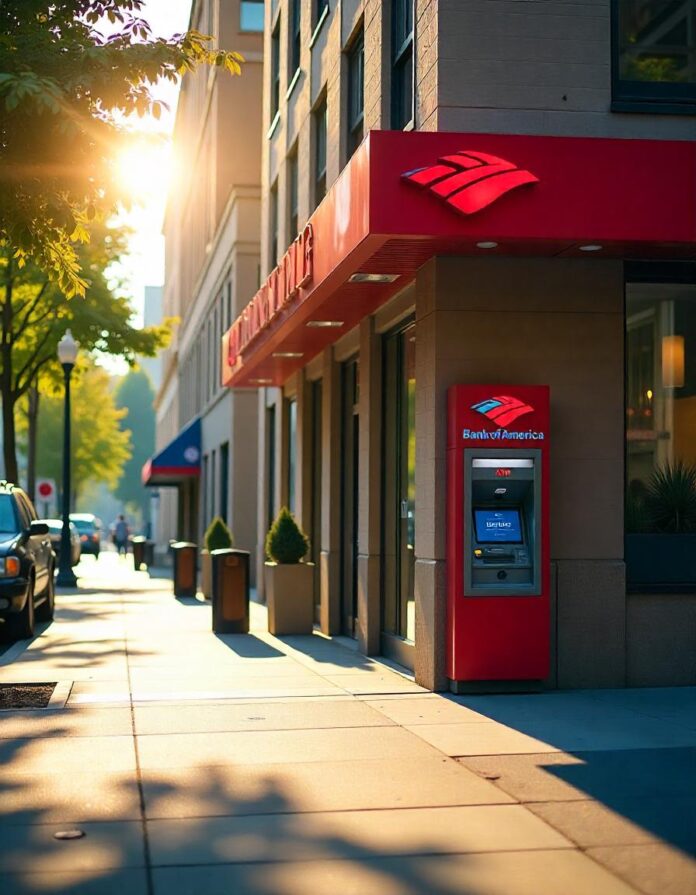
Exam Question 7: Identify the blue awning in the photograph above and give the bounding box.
[142,417,201,487]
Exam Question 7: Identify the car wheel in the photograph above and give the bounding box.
[3,578,35,641]
[35,567,55,622]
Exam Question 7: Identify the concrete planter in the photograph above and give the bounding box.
[265,562,315,634]
[200,550,212,600]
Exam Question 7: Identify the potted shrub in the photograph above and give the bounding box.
[201,516,234,599]
[626,461,696,589]
[264,507,314,634]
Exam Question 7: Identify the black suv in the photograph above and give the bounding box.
[0,482,55,642]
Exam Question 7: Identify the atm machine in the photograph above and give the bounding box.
[447,386,550,691]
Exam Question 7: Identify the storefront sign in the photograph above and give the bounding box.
[227,224,314,369]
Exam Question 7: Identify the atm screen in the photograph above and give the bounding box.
[474,508,522,544]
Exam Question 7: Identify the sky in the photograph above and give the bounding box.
[112,0,193,324]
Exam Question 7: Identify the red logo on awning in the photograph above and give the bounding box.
[402,151,538,216]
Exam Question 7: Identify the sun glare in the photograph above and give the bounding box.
[116,142,176,202]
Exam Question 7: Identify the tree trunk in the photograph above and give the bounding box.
[26,386,39,502]
[2,393,18,483]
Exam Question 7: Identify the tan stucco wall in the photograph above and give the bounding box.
[415,256,626,690]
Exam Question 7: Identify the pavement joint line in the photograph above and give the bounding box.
[122,592,155,895]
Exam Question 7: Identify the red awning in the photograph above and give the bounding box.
[222,130,696,389]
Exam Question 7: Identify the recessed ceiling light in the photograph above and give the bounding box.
[349,273,399,284]
[272,351,304,358]
[249,378,273,384]
[579,244,603,252]
[476,241,498,249]
[306,320,344,328]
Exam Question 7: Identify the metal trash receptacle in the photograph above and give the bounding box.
[211,548,250,634]
[171,541,198,598]
[143,540,155,569]
[131,536,146,571]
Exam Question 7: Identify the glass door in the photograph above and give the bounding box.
[381,321,416,667]
[340,358,360,636]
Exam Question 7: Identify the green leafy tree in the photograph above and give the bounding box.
[0,1,243,295]
[113,369,155,520]
[23,361,131,499]
[0,223,170,483]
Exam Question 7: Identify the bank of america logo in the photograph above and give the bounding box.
[402,150,538,216]
[471,396,534,428]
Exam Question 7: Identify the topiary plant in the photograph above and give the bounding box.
[265,507,310,564]
[204,516,234,552]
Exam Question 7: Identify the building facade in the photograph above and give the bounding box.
[222,1,696,690]
[148,0,264,573]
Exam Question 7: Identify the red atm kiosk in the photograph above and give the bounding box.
[447,385,550,691]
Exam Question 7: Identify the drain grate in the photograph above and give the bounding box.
[0,682,57,709]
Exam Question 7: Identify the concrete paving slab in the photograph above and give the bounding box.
[326,673,429,695]
[587,843,696,895]
[0,666,129,683]
[141,755,512,819]
[133,698,393,735]
[587,687,696,732]
[1,868,149,895]
[0,735,137,777]
[367,696,492,725]
[135,725,443,769]
[147,804,571,866]
[529,796,696,852]
[0,769,142,824]
[152,849,640,895]
[0,707,134,739]
[460,748,696,803]
[0,820,145,873]
[405,721,559,756]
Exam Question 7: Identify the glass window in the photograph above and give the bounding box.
[614,0,696,108]
[315,0,329,27]
[314,96,327,208]
[241,0,264,32]
[391,0,414,129]
[220,442,229,523]
[347,28,364,159]
[271,18,281,118]
[626,277,696,535]
[290,0,301,76]
[0,495,19,535]
[287,399,297,514]
[287,149,299,239]
[270,181,279,267]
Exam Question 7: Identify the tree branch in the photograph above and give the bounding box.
[14,279,51,338]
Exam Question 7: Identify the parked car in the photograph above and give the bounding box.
[42,520,81,567]
[70,513,102,558]
[0,482,55,642]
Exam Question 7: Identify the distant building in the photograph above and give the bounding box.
[140,285,163,391]
[143,0,263,574]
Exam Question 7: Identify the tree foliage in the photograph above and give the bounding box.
[0,222,170,482]
[0,1,243,294]
[113,368,155,518]
[22,361,131,498]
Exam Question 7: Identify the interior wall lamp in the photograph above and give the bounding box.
[662,335,685,388]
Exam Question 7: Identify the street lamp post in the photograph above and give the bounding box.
[56,330,78,588]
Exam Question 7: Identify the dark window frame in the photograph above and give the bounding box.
[271,17,281,119]
[287,147,299,240]
[290,0,301,77]
[391,0,414,129]
[314,0,330,28]
[313,94,328,208]
[347,26,365,159]
[611,0,696,113]
[270,180,279,267]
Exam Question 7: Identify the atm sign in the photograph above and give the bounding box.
[495,468,512,478]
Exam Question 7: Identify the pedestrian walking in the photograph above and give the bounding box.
[112,515,130,556]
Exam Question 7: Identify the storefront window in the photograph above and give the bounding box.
[613,1,696,109]
[287,398,297,514]
[626,277,696,535]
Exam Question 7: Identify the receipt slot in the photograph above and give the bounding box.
[447,385,550,689]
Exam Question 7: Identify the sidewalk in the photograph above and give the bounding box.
[0,553,694,895]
